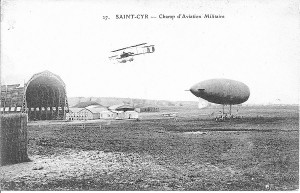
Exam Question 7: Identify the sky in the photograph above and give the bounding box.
[1,0,300,104]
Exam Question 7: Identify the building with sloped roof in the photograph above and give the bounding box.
[108,104,139,120]
[66,108,84,120]
[79,107,108,120]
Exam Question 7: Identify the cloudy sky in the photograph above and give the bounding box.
[1,0,299,104]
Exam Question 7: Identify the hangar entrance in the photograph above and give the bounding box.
[23,71,69,121]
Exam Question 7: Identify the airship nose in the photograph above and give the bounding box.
[190,85,200,97]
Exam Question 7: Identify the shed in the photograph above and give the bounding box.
[125,111,139,119]
[114,111,125,120]
[100,110,115,119]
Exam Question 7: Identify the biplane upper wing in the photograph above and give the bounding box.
[111,43,147,52]
[142,45,154,48]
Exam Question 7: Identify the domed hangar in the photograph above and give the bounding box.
[22,70,69,121]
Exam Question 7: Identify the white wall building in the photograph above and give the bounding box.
[66,108,84,120]
[100,110,115,119]
[80,107,108,120]
[125,111,139,119]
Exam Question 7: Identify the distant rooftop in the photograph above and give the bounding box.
[73,101,101,108]
[86,107,108,114]
[109,104,135,111]
[68,108,84,113]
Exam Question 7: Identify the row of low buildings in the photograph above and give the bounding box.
[0,71,160,122]
[66,104,139,121]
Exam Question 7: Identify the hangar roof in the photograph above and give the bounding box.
[69,108,84,113]
[85,107,108,114]
[73,101,101,108]
[109,104,135,111]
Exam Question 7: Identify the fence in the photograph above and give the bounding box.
[0,113,29,166]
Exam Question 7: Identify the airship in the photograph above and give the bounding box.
[190,79,250,114]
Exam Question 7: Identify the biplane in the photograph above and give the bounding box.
[109,43,155,63]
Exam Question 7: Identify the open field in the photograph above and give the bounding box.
[0,105,298,190]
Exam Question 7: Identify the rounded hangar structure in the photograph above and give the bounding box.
[22,70,69,121]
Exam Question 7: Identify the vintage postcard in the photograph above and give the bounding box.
[0,0,299,191]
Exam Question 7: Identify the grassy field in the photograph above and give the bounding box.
[0,105,298,190]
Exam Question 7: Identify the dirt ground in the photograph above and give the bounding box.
[0,105,298,190]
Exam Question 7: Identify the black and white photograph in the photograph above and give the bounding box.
[0,0,299,191]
